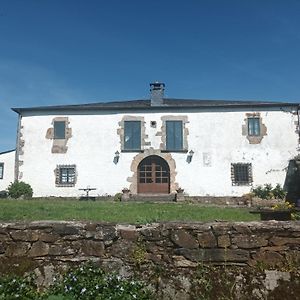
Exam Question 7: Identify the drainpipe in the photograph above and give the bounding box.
[14,113,22,182]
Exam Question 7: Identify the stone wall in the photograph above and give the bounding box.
[0,221,299,299]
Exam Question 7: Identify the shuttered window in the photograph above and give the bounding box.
[166,121,183,151]
[0,163,3,179]
[248,118,260,136]
[54,121,66,139]
[124,121,141,150]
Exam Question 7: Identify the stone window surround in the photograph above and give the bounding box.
[54,164,77,187]
[0,162,3,179]
[117,116,149,152]
[46,117,72,154]
[231,163,253,186]
[242,113,267,144]
[127,148,179,194]
[158,115,189,152]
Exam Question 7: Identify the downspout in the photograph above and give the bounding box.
[14,113,22,182]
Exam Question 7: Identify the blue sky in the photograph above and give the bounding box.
[0,0,300,152]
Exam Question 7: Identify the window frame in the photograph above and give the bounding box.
[247,117,260,137]
[165,120,183,151]
[231,163,253,186]
[123,120,142,151]
[0,163,3,179]
[53,121,66,140]
[55,164,76,187]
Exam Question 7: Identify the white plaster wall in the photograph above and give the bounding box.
[0,150,15,191]
[18,107,299,197]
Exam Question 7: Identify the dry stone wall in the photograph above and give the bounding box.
[0,221,299,298]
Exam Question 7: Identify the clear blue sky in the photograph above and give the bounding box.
[1,0,300,152]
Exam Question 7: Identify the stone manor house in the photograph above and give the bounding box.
[0,83,299,198]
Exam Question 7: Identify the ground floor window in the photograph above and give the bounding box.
[55,164,76,187]
[0,163,3,179]
[231,163,252,185]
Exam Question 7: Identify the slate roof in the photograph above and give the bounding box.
[12,98,299,114]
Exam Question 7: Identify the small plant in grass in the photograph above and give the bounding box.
[7,181,33,199]
[251,183,286,200]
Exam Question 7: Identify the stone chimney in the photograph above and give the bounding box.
[150,82,165,106]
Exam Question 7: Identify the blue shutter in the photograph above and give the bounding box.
[166,121,183,150]
[54,121,66,139]
[124,121,141,150]
[248,118,260,136]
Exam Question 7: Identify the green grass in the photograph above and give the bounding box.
[0,199,259,223]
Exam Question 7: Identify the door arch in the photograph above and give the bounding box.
[137,155,170,194]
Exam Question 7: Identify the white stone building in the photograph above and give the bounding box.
[0,149,15,191]
[8,83,300,198]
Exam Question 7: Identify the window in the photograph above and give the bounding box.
[54,121,66,139]
[0,163,3,179]
[55,165,76,186]
[166,120,183,151]
[231,163,252,185]
[124,121,141,150]
[248,117,260,136]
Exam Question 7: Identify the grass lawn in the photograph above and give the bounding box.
[0,199,259,223]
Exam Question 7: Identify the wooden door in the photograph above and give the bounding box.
[138,156,170,194]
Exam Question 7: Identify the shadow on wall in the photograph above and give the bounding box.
[284,158,300,205]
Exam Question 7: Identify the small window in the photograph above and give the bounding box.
[55,165,76,186]
[124,121,141,150]
[166,120,183,151]
[0,163,3,179]
[248,117,260,136]
[54,121,66,139]
[231,163,252,186]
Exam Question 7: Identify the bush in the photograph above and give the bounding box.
[7,181,33,199]
[0,190,8,198]
[251,183,286,200]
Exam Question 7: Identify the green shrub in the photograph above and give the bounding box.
[0,274,40,299]
[0,263,152,300]
[48,262,152,300]
[113,192,122,202]
[251,183,286,200]
[7,181,33,199]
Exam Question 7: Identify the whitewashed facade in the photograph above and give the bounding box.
[12,83,300,197]
[0,150,15,191]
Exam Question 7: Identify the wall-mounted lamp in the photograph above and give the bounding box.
[187,150,194,163]
[114,150,120,164]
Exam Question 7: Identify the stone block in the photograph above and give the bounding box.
[218,235,231,248]
[5,242,31,257]
[48,244,76,256]
[171,229,198,249]
[232,234,268,249]
[176,248,249,262]
[28,241,49,257]
[39,232,60,243]
[81,240,105,256]
[198,231,217,248]
[270,236,300,246]
[120,229,139,241]
[10,230,39,242]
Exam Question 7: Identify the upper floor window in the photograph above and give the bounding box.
[166,120,183,151]
[124,121,141,151]
[0,163,3,179]
[231,163,253,186]
[54,121,66,139]
[248,117,260,136]
[55,164,76,187]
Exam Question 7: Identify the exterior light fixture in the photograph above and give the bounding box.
[187,150,194,163]
[114,151,120,164]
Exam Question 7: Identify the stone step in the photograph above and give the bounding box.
[128,193,176,202]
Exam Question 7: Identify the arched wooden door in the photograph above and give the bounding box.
[138,155,170,194]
